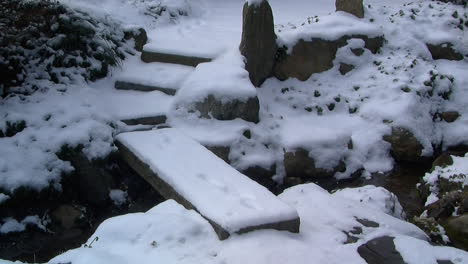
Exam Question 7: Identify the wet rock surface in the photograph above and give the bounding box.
[383,127,424,163]
[357,236,406,264]
[336,0,365,18]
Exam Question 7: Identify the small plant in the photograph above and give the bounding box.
[84,236,99,248]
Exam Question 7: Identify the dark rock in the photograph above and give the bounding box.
[383,127,423,162]
[274,35,384,81]
[339,63,355,75]
[194,95,260,123]
[242,165,279,194]
[239,0,277,87]
[440,111,460,123]
[356,218,380,228]
[432,153,454,171]
[205,145,231,163]
[141,49,212,66]
[437,260,455,264]
[57,146,113,207]
[444,214,468,251]
[115,80,176,95]
[427,43,463,61]
[124,27,148,52]
[242,129,252,139]
[283,148,345,182]
[336,0,364,18]
[51,204,82,230]
[357,236,407,264]
[121,115,167,126]
[351,47,365,56]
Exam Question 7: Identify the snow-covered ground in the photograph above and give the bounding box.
[31,184,468,264]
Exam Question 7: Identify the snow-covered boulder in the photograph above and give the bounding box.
[173,51,260,123]
[274,13,384,81]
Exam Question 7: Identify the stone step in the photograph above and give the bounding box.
[141,48,212,67]
[115,81,177,95]
[115,128,300,240]
[121,115,167,126]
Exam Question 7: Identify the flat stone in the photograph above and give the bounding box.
[336,0,364,18]
[115,129,300,240]
[141,49,212,67]
[115,81,177,95]
[121,115,167,126]
[358,236,407,264]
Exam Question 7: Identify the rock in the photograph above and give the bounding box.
[426,191,464,219]
[351,47,365,56]
[356,218,380,228]
[440,111,460,123]
[283,148,345,184]
[239,0,277,87]
[274,35,384,81]
[444,213,468,250]
[383,127,423,162]
[357,236,407,264]
[427,43,463,61]
[336,0,364,18]
[51,204,82,230]
[339,63,355,75]
[205,145,231,163]
[194,95,260,123]
[432,153,454,171]
[124,27,148,52]
[412,216,448,245]
[242,165,279,194]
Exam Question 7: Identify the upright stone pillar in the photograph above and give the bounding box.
[336,0,364,18]
[239,0,277,87]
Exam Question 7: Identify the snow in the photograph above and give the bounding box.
[395,236,468,264]
[46,183,460,264]
[333,185,406,220]
[117,56,194,90]
[174,49,257,106]
[116,128,299,233]
[0,193,10,204]
[0,215,45,234]
[109,189,128,206]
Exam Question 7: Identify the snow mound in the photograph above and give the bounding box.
[47,183,468,264]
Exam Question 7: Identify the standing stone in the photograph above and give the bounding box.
[336,0,364,18]
[239,0,277,87]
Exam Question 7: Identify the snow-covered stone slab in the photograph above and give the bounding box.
[141,48,213,67]
[115,128,300,239]
[115,81,177,95]
[115,59,194,94]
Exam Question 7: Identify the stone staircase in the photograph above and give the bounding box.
[113,38,300,240]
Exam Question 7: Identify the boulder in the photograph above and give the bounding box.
[194,95,260,123]
[444,214,468,251]
[283,148,345,185]
[51,204,82,230]
[274,35,384,81]
[383,127,423,162]
[440,111,460,123]
[336,0,364,18]
[239,0,277,87]
[427,43,463,61]
[357,236,407,264]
